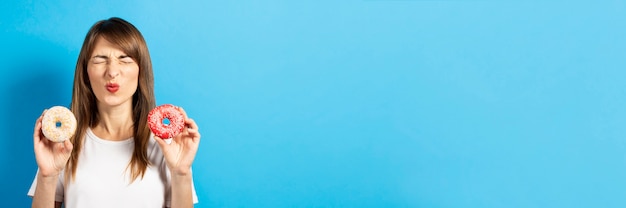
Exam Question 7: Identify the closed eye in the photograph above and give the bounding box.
[92,56,107,64]
[119,55,135,64]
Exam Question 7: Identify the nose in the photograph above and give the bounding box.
[106,63,120,79]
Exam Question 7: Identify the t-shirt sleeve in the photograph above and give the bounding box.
[192,175,199,204]
[27,169,64,202]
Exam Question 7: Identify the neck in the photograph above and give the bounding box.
[93,102,134,141]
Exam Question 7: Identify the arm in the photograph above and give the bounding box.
[155,107,200,208]
[31,174,60,208]
[170,173,194,208]
[31,110,73,208]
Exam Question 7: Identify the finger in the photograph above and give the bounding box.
[153,135,168,149]
[39,109,47,119]
[177,106,188,119]
[34,110,45,134]
[186,128,200,141]
[33,119,42,143]
[186,117,201,136]
[186,127,198,135]
[172,131,185,143]
[175,107,200,140]
[63,140,74,153]
[185,118,199,131]
[33,110,47,144]
[53,141,65,152]
[175,106,191,135]
[41,134,50,146]
[191,131,201,144]
[34,110,46,126]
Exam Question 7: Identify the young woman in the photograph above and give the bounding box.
[28,17,200,208]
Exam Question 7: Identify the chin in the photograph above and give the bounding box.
[99,97,131,107]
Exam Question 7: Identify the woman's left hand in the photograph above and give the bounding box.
[155,107,201,176]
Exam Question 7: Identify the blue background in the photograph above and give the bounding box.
[1,1,626,207]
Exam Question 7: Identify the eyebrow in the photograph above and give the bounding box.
[92,55,109,59]
[92,55,132,59]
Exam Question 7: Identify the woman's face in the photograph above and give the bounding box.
[87,37,139,109]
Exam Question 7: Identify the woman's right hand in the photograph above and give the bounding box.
[33,110,73,177]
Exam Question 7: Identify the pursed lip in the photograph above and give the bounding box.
[106,83,119,93]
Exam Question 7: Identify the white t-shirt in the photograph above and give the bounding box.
[28,128,199,207]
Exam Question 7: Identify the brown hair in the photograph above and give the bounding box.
[66,17,155,182]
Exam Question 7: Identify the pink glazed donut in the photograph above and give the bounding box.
[148,104,185,138]
[42,106,77,142]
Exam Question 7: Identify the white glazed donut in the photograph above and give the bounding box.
[42,106,77,142]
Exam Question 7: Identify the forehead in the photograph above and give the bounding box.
[91,37,126,55]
